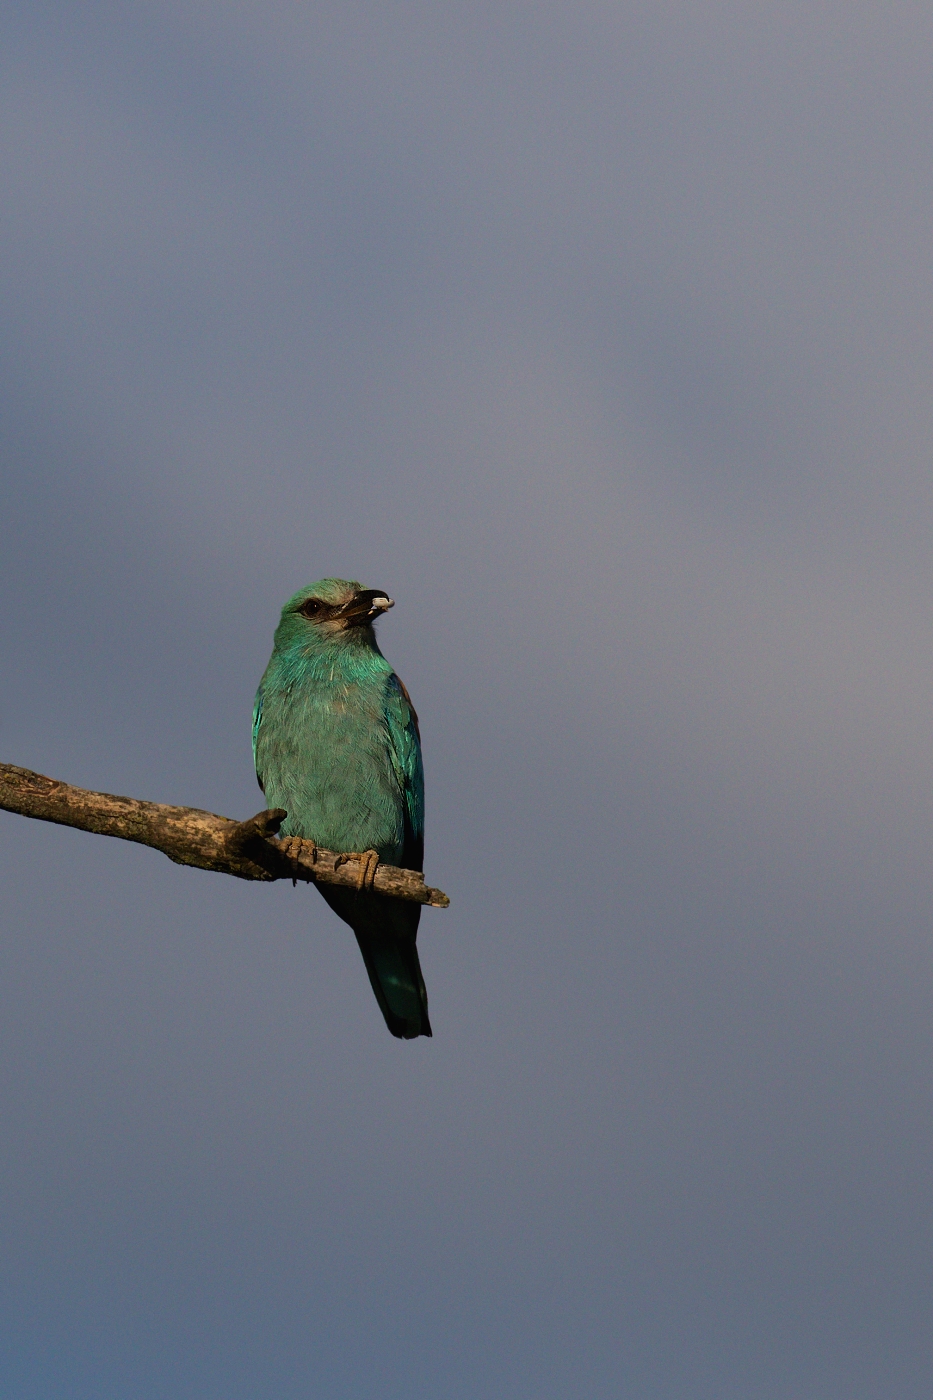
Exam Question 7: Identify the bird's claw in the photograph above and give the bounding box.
[279,834,312,886]
[356,849,380,891]
[334,848,380,891]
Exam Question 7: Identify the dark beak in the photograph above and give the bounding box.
[340,589,395,626]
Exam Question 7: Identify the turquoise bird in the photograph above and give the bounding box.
[253,579,431,1039]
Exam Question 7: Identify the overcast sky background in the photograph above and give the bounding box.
[2,4,933,1397]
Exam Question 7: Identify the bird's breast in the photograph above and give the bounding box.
[257,673,405,860]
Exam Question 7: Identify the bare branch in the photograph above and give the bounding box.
[0,764,449,908]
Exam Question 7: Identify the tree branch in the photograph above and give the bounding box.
[0,764,449,908]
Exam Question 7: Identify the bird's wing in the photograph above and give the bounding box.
[251,688,266,793]
[384,673,424,872]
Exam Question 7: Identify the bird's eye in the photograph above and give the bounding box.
[300,599,322,618]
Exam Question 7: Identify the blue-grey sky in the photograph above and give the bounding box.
[2,4,933,1397]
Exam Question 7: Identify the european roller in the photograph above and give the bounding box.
[253,579,431,1039]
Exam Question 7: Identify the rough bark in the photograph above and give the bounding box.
[0,764,449,908]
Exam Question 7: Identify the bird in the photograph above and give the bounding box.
[252,578,431,1039]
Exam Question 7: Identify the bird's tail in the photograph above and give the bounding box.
[318,886,432,1039]
[353,924,432,1040]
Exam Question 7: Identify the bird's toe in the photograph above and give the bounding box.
[279,834,309,886]
[357,849,380,891]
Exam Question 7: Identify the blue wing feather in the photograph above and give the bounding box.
[252,689,265,792]
[384,673,424,871]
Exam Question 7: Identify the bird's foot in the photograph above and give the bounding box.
[334,848,380,891]
[356,849,380,892]
[279,835,313,886]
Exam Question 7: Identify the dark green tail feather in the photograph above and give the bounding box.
[318,885,432,1039]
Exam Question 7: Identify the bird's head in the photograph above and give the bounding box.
[273,578,394,652]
